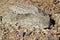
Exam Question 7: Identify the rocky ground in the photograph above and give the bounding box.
[0,0,60,40]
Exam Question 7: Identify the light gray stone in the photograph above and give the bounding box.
[2,3,50,29]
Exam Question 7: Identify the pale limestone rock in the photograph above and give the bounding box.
[2,2,49,29]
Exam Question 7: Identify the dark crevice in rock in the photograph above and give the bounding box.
[44,14,55,29]
[59,37,60,40]
[49,15,55,26]
[0,16,3,21]
[36,39,39,40]
[48,14,55,29]
[28,32,32,35]
[23,32,26,37]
